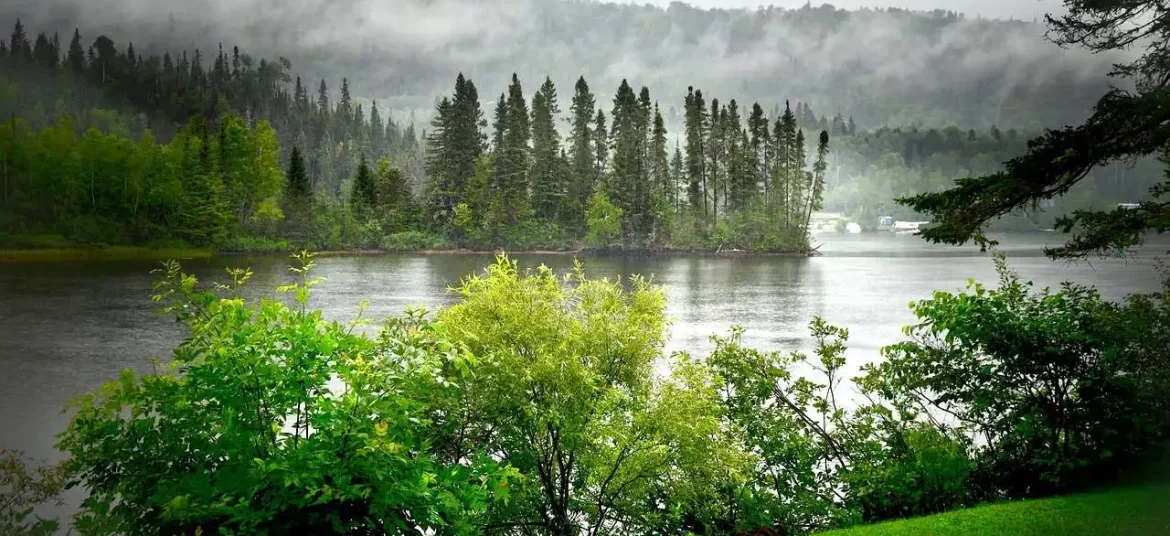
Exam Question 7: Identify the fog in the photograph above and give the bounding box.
[4,0,1126,129]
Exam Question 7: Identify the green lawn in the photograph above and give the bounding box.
[821,485,1170,536]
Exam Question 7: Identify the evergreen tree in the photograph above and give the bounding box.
[369,101,385,159]
[8,19,29,62]
[498,73,530,222]
[706,98,723,224]
[316,80,329,116]
[609,79,642,240]
[285,144,312,203]
[568,76,596,229]
[670,142,684,213]
[351,154,377,214]
[593,110,608,180]
[804,130,830,234]
[775,101,799,227]
[650,103,669,228]
[684,87,707,219]
[530,77,562,221]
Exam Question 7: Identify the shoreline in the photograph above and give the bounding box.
[1,246,819,262]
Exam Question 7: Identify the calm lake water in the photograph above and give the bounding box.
[1,232,1166,478]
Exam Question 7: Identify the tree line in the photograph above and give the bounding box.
[424,73,831,251]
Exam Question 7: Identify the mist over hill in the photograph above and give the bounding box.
[6,0,1124,130]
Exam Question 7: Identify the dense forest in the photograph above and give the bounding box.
[2,17,1155,253]
[4,0,1122,130]
[0,18,832,252]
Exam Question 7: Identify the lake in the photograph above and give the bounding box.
[1,232,1166,475]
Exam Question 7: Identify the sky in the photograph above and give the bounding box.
[646,0,1058,20]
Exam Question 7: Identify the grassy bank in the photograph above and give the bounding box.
[821,485,1170,536]
[0,246,214,262]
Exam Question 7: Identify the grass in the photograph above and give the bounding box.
[0,246,213,262]
[820,484,1170,536]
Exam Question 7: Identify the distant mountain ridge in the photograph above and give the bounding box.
[5,0,1124,129]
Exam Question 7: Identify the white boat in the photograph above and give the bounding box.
[892,221,929,235]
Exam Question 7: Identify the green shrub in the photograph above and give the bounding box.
[59,254,517,535]
[585,191,622,248]
[379,231,453,251]
[216,234,293,253]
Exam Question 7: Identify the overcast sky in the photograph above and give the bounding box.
[645,0,1058,20]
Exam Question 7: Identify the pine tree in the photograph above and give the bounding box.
[670,142,684,213]
[609,79,642,240]
[8,19,29,62]
[775,101,799,228]
[369,101,385,158]
[804,130,830,237]
[567,76,596,230]
[593,110,608,181]
[351,154,377,214]
[499,73,530,222]
[684,87,707,219]
[650,103,669,228]
[316,80,329,117]
[286,144,312,202]
[530,77,562,221]
[791,128,808,230]
[706,98,723,224]
[723,100,744,214]
[426,73,485,227]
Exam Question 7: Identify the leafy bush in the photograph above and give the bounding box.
[868,254,1170,498]
[0,233,72,249]
[843,425,974,521]
[379,231,453,251]
[585,191,623,248]
[432,256,746,535]
[215,234,293,253]
[0,450,67,536]
[58,254,517,535]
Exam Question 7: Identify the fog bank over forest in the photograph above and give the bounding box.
[7,0,1127,129]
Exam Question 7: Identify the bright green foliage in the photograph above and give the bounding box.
[868,255,1170,498]
[432,256,745,536]
[709,320,858,530]
[58,253,516,535]
[0,450,67,536]
[585,190,623,249]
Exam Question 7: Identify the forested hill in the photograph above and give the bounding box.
[6,0,1122,130]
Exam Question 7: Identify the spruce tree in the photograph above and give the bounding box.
[706,99,722,224]
[351,154,377,214]
[499,73,530,222]
[286,144,312,203]
[684,87,707,220]
[609,79,642,240]
[8,19,29,62]
[593,110,608,181]
[530,77,562,222]
[804,130,830,237]
[568,76,596,230]
[650,104,669,225]
[670,142,684,213]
